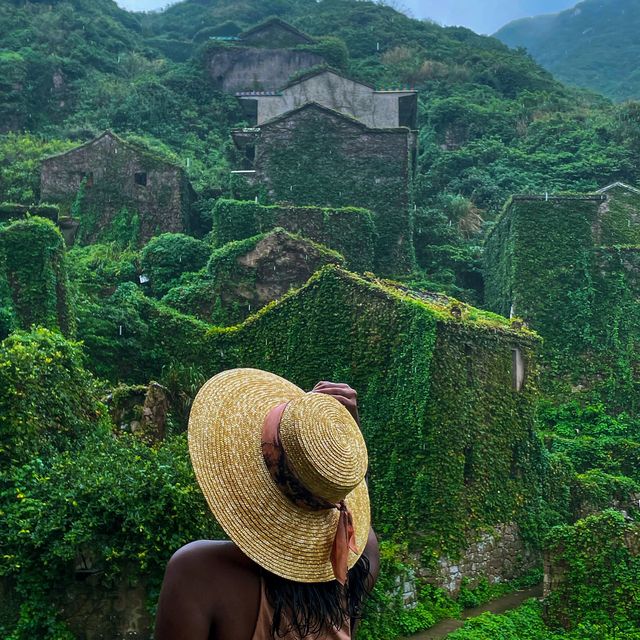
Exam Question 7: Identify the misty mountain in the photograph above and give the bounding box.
[495,0,640,101]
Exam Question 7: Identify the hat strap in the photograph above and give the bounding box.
[261,402,359,585]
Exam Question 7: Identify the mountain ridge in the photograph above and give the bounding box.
[495,0,640,101]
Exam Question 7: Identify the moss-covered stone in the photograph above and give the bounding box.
[0,216,75,336]
[163,228,344,325]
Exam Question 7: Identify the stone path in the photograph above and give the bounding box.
[405,584,543,640]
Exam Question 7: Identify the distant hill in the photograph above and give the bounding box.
[495,0,640,101]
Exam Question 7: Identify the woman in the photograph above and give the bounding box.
[155,370,379,640]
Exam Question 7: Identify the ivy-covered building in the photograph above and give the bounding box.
[40,131,195,245]
[484,183,640,409]
[237,68,418,129]
[163,228,345,325]
[232,102,416,274]
[81,265,544,594]
[211,199,377,272]
[206,18,325,93]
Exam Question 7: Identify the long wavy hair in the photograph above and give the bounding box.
[263,553,374,638]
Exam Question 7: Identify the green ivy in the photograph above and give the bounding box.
[140,233,210,298]
[0,217,75,336]
[544,510,640,631]
[211,199,377,272]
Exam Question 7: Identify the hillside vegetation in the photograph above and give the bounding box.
[496,0,640,102]
[2,2,640,639]
[3,0,640,298]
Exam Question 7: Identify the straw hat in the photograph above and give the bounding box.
[188,368,371,583]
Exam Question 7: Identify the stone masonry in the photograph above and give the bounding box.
[41,131,194,244]
[421,523,540,595]
[238,68,418,128]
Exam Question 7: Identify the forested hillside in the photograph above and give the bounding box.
[3,0,640,299]
[3,2,640,639]
[496,0,640,102]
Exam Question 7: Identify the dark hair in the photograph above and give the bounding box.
[263,553,373,638]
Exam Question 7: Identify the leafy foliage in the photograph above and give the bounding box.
[0,217,75,335]
[545,510,640,631]
[140,233,210,297]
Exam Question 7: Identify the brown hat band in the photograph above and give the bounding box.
[261,402,359,585]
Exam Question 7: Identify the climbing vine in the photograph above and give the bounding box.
[212,199,377,272]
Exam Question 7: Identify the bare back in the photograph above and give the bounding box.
[155,530,379,640]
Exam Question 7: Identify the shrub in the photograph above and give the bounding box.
[140,233,211,297]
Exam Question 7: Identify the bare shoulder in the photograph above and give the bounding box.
[155,541,261,640]
[168,539,256,573]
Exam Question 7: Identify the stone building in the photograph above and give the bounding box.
[232,102,416,274]
[237,68,418,129]
[40,131,194,245]
[163,228,345,325]
[484,183,640,408]
[206,18,325,93]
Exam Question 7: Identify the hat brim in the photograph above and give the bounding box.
[188,368,371,583]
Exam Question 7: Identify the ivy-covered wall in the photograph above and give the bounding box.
[0,202,59,224]
[79,265,543,559]
[164,228,344,325]
[211,198,376,272]
[40,131,194,245]
[245,103,415,275]
[595,185,640,246]
[484,192,640,410]
[0,216,74,337]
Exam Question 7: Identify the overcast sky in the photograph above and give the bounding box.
[115,0,578,34]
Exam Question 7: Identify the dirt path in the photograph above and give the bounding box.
[405,584,543,640]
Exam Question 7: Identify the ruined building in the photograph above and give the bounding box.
[206,18,325,93]
[237,68,417,129]
[232,102,417,274]
[484,182,640,408]
[40,131,195,245]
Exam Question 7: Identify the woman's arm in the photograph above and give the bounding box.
[311,381,359,425]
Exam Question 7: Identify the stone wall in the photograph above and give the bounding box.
[240,20,313,48]
[421,523,540,595]
[206,47,324,92]
[40,132,193,244]
[249,103,415,273]
[240,69,417,128]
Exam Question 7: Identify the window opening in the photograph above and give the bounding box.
[512,348,525,391]
[135,172,147,187]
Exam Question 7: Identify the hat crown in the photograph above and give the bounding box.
[279,393,368,504]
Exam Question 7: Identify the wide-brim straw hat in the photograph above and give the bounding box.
[188,368,370,583]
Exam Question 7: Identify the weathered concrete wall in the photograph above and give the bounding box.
[207,47,324,92]
[41,133,192,244]
[240,70,416,128]
[421,523,540,595]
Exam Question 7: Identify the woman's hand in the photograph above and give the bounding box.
[311,381,359,425]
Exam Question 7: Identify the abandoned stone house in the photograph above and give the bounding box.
[237,68,418,129]
[40,131,194,244]
[231,102,417,273]
[485,182,640,322]
[484,183,640,407]
[206,18,325,93]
